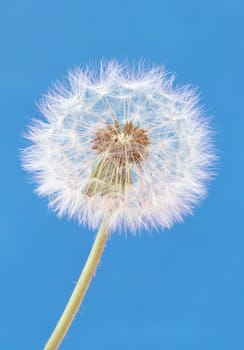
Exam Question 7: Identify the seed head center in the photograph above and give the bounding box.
[92,116,150,166]
[114,132,131,144]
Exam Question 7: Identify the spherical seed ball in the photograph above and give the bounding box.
[22,61,215,232]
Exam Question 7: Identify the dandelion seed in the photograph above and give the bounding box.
[21,61,215,349]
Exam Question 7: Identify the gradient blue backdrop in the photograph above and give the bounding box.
[0,1,243,349]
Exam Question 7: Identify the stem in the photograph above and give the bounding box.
[44,218,110,350]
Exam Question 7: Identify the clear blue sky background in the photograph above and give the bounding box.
[0,1,243,349]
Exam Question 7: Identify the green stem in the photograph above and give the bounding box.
[44,218,110,350]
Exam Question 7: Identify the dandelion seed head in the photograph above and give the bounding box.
[22,61,215,233]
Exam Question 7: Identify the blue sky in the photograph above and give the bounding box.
[0,1,243,349]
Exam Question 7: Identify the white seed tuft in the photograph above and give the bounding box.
[22,61,216,233]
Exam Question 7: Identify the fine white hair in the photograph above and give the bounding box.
[22,61,215,233]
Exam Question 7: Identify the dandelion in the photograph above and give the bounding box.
[22,61,215,349]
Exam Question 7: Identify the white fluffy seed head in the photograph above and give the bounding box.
[22,61,216,233]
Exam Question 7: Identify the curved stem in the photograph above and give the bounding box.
[44,219,110,350]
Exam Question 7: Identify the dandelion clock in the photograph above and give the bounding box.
[22,61,215,349]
